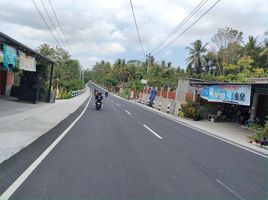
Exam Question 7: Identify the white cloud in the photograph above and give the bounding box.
[73,41,126,55]
[0,0,267,67]
[164,50,173,56]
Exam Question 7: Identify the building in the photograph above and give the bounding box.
[176,78,268,124]
[0,32,54,103]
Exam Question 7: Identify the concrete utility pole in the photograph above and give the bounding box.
[146,53,152,87]
[81,67,85,84]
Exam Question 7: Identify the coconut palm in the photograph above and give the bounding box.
[259,31,268,67]
[186,39,208,75]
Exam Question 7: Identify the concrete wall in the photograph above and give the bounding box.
[141,93,180,116]
[136,78,206,116]
[176,78,197,104]
[176,79,190,103]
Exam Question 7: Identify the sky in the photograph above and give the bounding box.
[0,0,267,69]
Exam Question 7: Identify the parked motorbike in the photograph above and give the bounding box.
[95,101,102,110]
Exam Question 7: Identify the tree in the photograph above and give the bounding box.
[212,27,244,74]
[244,35,261,67]
[186,39,208,75]
[37,44,83,96]
[259,31,268,68]
[38,43,55,60]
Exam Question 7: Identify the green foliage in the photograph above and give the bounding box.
[180,101,202,120]
[121,88,130,99]
[178,110,185,118]
[58,88,72,99]
[84,27,268,93]
[186,39,208,75]
[37,44,83,99]
[89,57,180,92]
[60,79,84,91]
[263,120,268,138]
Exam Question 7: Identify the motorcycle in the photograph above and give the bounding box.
[95,100,102,110]
[105,91,108,97]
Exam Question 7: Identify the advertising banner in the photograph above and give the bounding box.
[19,51,36,72]
[3,44,17,69]
[201,85,251,106]
[148,88,157,105]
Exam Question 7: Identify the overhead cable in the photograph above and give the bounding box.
[129,0,146,58]
[150,0,209,54]
[39,0,69,50]
[153,0,222,57]
[30,0,62,48]
[47,0,73,52]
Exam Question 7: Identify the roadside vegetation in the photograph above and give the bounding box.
[38,44,84,99]
[86,27,268,138]
[85,27,268,95]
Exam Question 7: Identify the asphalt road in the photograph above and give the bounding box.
[0,83,267,200]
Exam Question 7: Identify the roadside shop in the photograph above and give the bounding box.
[0,32,54,103]
[190,80,268,125]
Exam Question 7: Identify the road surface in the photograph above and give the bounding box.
[0,83,267,200]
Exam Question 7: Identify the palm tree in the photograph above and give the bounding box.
[186,40,208,75]
[245,36,258,52]
[259,31,268,67]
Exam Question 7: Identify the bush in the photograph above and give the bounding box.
[262,120,268,138]
[178,111,185,118]
[180,101,202,120]
[60,79,84,92]
[121,88,130,99]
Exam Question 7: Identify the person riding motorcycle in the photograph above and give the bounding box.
[105,91,108,97]
[95,92,103,106]
[94,89,99,97]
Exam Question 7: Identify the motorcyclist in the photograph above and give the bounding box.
[105,91,108,97]
[95,92,103,103]
[94,89,99,97]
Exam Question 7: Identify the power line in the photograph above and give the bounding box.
[129,0,146,58]
[153,0,222,57]
[150,0,209,54]
[47,0,73,52]
[39,0,69,50]
[30,0,62,47]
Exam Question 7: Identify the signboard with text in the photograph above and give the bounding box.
[141,79,147,84]
[19,51,36,72]
[3,44,17,69]
[201,85,251,106]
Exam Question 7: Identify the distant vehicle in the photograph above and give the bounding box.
[105,91,108,97]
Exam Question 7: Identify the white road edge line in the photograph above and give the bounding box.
[0,91,92,200]
[125,110,131,115]
[143,124,163,139]
[116,103,120,107]
[216,179,245,200]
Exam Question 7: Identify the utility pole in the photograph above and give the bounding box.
[81,66,84,84]
[146,53,152,88]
